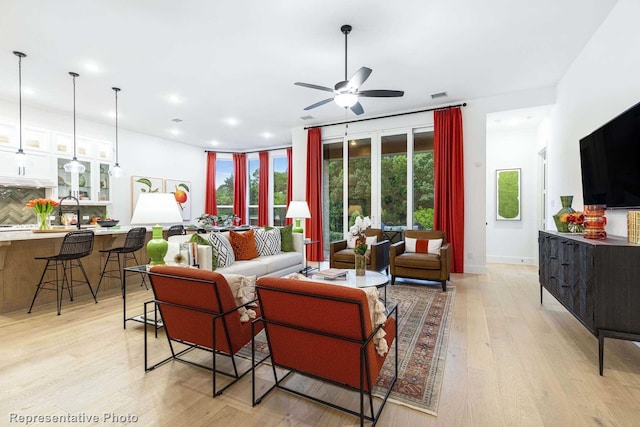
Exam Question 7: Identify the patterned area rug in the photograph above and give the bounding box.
[240,283,456,416]
[375,283,456,416]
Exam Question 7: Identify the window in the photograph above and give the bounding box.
[323,141,344,245]
[248,157,259,226]
[216,156,234,217]
[273,155,288,226]
[381,134,407,230]
[321,128,434,246]
[413,132,434,229]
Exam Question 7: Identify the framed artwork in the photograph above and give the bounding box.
[496,168,521,221]
[165,179,191,220]
[131,176,163,212]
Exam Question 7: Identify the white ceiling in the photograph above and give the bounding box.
[0,0,617,151]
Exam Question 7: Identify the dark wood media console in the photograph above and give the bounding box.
[538,230,640,375]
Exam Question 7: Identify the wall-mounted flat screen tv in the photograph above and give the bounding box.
[579,100,640,208]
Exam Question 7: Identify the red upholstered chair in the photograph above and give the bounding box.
[144,265,266,397]
[253,276,397,426]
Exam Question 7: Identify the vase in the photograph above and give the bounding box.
[552,195,575,232]
[354,253,366,276]
[583,204,607,240]
[36,211,51,230]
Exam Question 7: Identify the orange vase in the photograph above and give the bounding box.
[583,204,607,239]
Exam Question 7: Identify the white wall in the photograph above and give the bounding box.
[0,99,206,225]
[486,127,539,265]
[548,0,640,236]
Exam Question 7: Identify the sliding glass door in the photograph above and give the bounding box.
[322,128,434,248]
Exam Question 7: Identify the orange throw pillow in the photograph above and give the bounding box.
[415,239,429,253]
[230,229,259,260]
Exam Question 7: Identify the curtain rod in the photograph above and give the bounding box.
[304,102,467,130]
[205,144,291,154]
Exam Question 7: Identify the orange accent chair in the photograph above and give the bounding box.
[253,276,397,426]
[144,265,267,397]
[390,230,450,291]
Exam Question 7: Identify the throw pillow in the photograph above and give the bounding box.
[221,273,257,322]
[208,232,235,268]
[229,229,259,260]
[279,224,295,252]
[189,233,217,270]
[254,227,281,256]
[405,237,443,255]
[347,235,377,249]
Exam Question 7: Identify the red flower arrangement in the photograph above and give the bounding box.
[565,211,585,233]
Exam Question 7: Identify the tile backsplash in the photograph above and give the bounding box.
[0,187,106,225]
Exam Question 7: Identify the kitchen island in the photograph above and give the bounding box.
[0,227,152,314]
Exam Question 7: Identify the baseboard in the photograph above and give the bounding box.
[486,255,537,266]
[463,264,487,275]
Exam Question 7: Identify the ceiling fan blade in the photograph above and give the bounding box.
[358,89,405,98]
[350,101,364,115]
[304,97,335,110]
[347,67,372,90]
[294,82,334,92]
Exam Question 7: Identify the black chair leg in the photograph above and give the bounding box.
[77,259,97,302]
[391,276,396,286]
[28,259,51,313]
[441,280,447,292]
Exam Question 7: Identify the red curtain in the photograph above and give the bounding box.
[205,152,217,215]
[258,151,269,226]
[305,128,324,261]
[433,107,464,273]
[233,153,247,225]
[285,147,293,225]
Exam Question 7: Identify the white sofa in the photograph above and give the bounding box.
[165,231,304,278]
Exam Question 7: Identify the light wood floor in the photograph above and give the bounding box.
[1,264,639,426]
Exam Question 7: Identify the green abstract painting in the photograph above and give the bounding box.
[496,168,521,220]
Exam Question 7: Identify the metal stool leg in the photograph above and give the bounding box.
[77,259,97,303]
[28,259,52,313]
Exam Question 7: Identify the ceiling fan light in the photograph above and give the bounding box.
[334,93,358,108]
[63,158,86,173]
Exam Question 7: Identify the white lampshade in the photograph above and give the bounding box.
[286,201,311,219]
[131,193,183,225]
[334,93,358,108]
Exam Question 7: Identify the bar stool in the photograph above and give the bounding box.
[96,227,148,297]
[167,224,185,238]
[28,230,97,315]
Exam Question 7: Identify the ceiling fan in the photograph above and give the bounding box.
[295,24,404,116]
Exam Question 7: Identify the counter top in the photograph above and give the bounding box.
[0,226,140,242]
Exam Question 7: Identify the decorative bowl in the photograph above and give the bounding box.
[96,220,119,228]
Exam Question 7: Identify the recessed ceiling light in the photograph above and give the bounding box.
[210,140,220,146]
[170,118,183,123]
[262,131,272,139]
[168,94,182,104]
[23,87,34,95]
[169,129,181,135]
[431,91,448,99]
[225,117,239,126]
[350,140,357,146]
[84,63,100,72]
[107,111,116,118]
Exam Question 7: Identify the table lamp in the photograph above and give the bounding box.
[131,193,183,265]
[286,201,311,234]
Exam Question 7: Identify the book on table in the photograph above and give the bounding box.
[315,268,348,280]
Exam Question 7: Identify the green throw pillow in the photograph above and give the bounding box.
[189,233,218,270]
[279,224,295,252]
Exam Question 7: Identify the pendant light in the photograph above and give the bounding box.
[63,72,86,173]
[109,87,124,177]
[13,51,27,175]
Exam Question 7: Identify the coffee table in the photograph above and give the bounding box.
[311,270,389,305]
